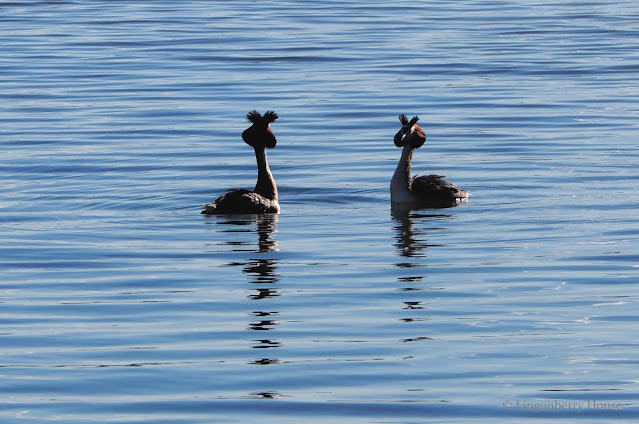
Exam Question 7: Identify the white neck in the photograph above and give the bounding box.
[390,144,414,203]
[253,147,278,201]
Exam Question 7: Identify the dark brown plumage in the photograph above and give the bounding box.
[202,110,280,215]
[410,174,468,208]
[391,114,468,208]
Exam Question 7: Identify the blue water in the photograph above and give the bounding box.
[2,1,638,422]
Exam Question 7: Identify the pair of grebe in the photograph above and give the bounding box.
[201,111,468,214]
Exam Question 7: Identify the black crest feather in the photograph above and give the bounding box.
[399,114,420,128]
[263,110,278,123]
[246,110,278,124]
[246,110,262,123]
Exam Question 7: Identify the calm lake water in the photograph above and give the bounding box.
[2,1,638,422]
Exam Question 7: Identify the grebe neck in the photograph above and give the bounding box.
[253,147,278,201]
[390,144,414,203]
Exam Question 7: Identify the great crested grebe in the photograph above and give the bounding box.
[202,110,280,214]
[390,114,469,208]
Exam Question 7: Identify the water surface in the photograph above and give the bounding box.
[1,1,638,422]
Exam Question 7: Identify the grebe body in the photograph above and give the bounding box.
[391,115,468,208]
[202,110,280,214]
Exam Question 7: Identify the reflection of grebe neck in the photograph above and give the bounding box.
[390,144,414,203]
[253,147,277,201]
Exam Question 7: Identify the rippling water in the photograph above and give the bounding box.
[2,1,638,422]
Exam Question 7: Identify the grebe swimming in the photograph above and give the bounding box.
[390,114,469,208]
[202,110,280,214]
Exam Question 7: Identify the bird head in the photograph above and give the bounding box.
[242,110,278,149]
[394,114,426,148]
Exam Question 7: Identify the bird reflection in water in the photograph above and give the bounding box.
[249,391,282,399]
[215,213,282,366]
[391,206,452,331]
[391,206,450,260]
